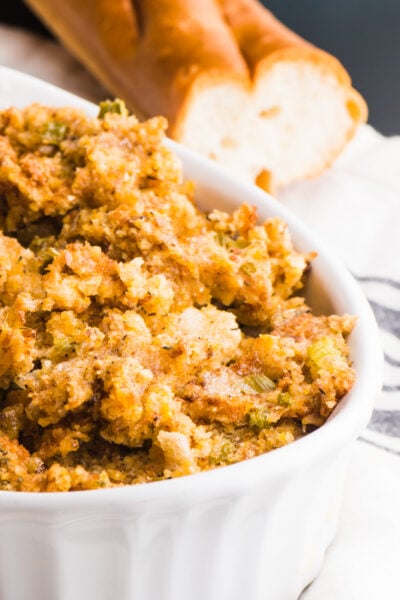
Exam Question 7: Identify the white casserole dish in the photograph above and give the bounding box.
[0,66,382,600]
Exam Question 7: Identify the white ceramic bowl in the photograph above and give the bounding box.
[0,66,382,600]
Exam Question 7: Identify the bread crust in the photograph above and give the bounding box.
[25,0,145,114]
[219,0,314,71]
[128,0,250,130]
[27,0,249,128]
[219,0,367,118]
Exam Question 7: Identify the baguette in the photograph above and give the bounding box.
[25,0,367,191]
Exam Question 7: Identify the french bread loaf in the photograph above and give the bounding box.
[25,0,367,191]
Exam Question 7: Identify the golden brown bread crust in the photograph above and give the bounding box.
[219,0,314,73]
[26,0,249,128]
[127,0,250,131]
[219,0,367,115]
[25,0,143,113]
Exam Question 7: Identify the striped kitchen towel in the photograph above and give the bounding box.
[281,126,400,599]
[279,124,400,455]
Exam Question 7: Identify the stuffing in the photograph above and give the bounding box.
[0,103,355,491]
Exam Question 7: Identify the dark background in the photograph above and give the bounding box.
[0,1,399,135]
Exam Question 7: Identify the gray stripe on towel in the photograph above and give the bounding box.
[359,435,400,456]
[368,410,400,437]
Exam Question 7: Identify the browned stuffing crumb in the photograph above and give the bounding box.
[0,102,355,491]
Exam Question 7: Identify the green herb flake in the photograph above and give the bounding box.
[244,373,276,393]
[98,99,128,119]
[219,440,234,460]
[214,231,248,250]
[277,392,291,407]
[240,261,256,276]
[209,440,234,465]
[42,121,68,145]
[53,336,77,357]
[214,231,228,247]
[248,409,272,431]
[39,248,59,274]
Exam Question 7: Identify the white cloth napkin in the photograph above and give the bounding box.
[1,23,399,599]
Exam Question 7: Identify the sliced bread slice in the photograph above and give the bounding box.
[176,0,367,190]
